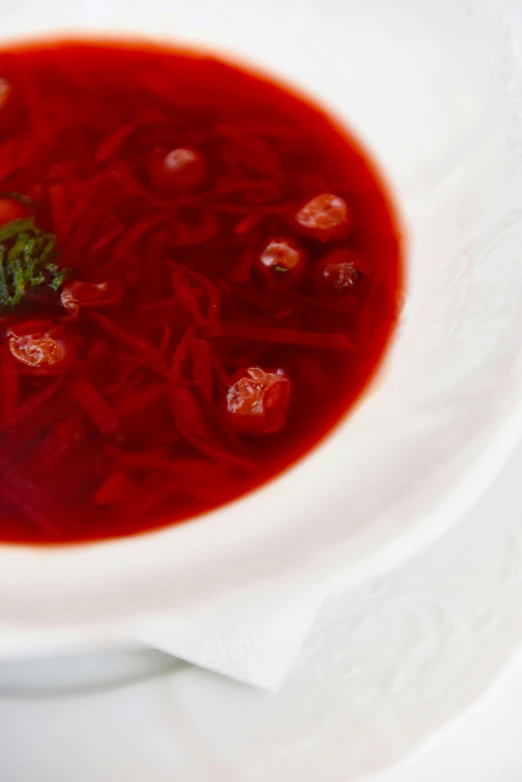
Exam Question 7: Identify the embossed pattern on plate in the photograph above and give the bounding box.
[5,440,522,782]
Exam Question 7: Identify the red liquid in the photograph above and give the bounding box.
[0,40,401,544]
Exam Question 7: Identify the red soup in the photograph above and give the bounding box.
[0,40,401,543]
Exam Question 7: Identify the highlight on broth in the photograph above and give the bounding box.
[0,41,401,543]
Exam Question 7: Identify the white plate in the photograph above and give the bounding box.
[1,0,522,656]
[5,435,522,782]
[5,9,522,776]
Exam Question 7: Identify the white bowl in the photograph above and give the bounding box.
[1,0,522,657]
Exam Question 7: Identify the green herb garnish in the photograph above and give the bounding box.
[0,217,69,307]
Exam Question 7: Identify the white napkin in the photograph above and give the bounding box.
[140,587,326,691]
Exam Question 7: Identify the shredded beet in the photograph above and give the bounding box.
[0,40,400,543]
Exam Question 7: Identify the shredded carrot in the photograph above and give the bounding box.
[170,386,253,469]
[0,452,66,533]
[89,312,169,376]
[171,270,206,325]
[47,161,80,181]
[168,260,222,322]
[49,183,71,236]
[169,325,194,384]
[227,248,255,282]
[94,470,135,504]
[37,413,84,462]
[59,176,103,240]
[200,323,354,350]
[0,359,18,424]
[191,338,213,400]
[159,324,171,357]
[0,138,23,181]
[141,296,179,312]
[111,210,173,267]
[97,116,157,162]
[70,374,119,435]
[3,375,64,429]
[234,213,262,235]
[114,382,167,417]
[104,445,171,470]
[90,223,125,253]
[60,183,115,266]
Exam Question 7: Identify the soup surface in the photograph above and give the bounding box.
[0,40,401,543]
